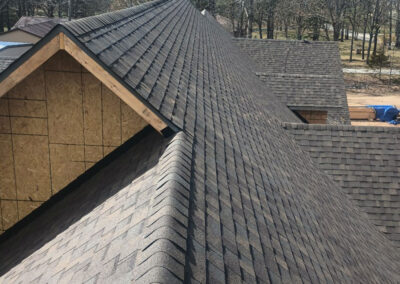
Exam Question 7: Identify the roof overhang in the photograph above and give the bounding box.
[0,27,174,136]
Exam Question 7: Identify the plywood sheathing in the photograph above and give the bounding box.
[0,32,168,135]
[0,51,148,233]
[297,110,328,124]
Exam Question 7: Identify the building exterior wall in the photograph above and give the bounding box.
[0,51,148,233]
[0,30,41,43]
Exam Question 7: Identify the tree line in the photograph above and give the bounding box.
[195,0,400,63]
[1,0,399,64]
[0,0,140,32]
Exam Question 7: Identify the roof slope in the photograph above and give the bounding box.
[0,0,399,283]
[61,0,297,124]
[0,44,32,72]
[0,56,19,72]
[0,128,194,283]
[12,16,66,37]
[284,123,400,248]
[232,39,342,75]
[233,38,350,124]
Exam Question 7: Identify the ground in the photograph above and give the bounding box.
[345,73,400,127]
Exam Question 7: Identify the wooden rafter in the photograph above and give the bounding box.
[0,32,168,134]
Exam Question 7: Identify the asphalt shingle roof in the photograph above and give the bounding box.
[0,44,32,73]
[0,56,17,72]
[233,38,350,124]
[0,128,193,283]
[12,16,66,38]
[232,38,343,75]
[284,123,400,248]
[0,0,399,282]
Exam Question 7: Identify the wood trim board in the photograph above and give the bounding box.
[0,32,168,134]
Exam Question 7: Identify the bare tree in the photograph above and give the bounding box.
[247,0,254,37]
[396,0,400,47]
[348,0,361,61]
[42,0,58,17]
[254,0,266,38]
[325,0,347,41]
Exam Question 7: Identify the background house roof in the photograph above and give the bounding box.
[12,16,67,38]
[284,123,400,248]
[233,38,350,124]
[232,38,343,75]
[0,42,33,72]
[0,0,399,282]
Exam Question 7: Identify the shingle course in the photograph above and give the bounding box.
[233,38,350,124]
[285,122,400,248]
[0,0,399,283]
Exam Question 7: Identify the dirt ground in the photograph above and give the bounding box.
[345,73,400,127]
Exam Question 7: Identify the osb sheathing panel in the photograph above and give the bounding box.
[13,135,51,201]
[9,99,47,117]
[46,71,84,144]
[7,68,46,100]
[83,73,102,145]
[0,134,16,200]
[49,144,85,192]
[0,51,148,232]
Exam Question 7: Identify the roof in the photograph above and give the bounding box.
[233,38,350,124]
[0,57,16,72]
[0,42,33,72]
[232,38,343,75]
[0,127,194,283]
[0,0,399,282]
[12,16,67,38]
[284,123,400,248]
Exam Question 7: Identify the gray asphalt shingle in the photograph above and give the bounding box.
[284,123,400,248]
[0,0,399,283]
[233,38,351,124]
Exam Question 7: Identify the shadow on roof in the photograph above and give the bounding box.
[0,127,168,275]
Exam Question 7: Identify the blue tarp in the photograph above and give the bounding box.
[367,105,399,122]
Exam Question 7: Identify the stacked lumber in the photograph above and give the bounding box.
[349,107,376,121]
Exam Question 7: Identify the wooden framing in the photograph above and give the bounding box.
[0,32,168,134]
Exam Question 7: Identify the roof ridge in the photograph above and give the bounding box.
[61,0,170,38]
[231,37,338,44]
[133,131,193,283]
[256,72,342,79]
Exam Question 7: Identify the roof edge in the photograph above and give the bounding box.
[282,122,400,132]
[0,25,178,136]
[59,26,179,135]
[133,131,193,283]
[256,72,342,79]
[232,37,339,45]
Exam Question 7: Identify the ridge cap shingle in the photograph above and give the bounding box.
[133,131,193,283]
